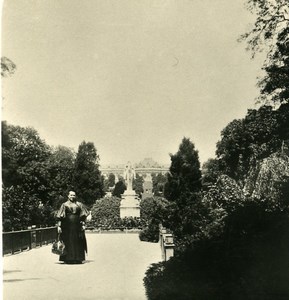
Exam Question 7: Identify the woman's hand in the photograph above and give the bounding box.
[86,211,92,222]
[57,226,62,234]
[80,221,86,231]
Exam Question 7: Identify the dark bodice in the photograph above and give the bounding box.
[64,202,81,215]
[56,201,88,221]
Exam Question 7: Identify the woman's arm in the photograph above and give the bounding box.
[56,203,65,233]
[56,221,62,233]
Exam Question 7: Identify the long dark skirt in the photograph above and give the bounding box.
[59,213,87,263]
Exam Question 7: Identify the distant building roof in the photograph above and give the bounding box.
[101,158,169,170]
[100,158,169,175]
[135,157,169,168]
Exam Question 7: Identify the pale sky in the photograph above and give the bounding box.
[1,0,263,166]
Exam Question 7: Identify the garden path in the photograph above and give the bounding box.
[3,233,161,300]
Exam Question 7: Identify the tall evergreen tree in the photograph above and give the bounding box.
[72,141,104,207]
[164,137,202,202]
[163,138,205,247]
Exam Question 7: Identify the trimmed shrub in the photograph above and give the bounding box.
[139,223,160,243]
[139,197,169,242]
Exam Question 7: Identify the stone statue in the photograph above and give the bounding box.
[123,161,136,191]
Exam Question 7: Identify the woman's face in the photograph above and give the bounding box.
[68,191,76,201]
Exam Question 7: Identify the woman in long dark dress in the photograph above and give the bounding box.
[56,191,88,264]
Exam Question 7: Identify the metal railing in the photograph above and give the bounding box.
[2,226,57,256]
[3,225,175,260]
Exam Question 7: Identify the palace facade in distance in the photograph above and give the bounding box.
[100,158,169,179]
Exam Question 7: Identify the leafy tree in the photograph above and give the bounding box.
[244,106,281,158]
[216,105,289,184]
[258,28,289,104]
[202,175,246,240]
[2,187,40,231]
[241,0,289,104]
[72,141,104,207]
[243,152,289,209]
[242,1,289,56]
[164,137,202,201]
[277,102,289,144]
[2,123,51,197]
[2,123,54,230]
[47,145,76,208]
[215,119,246,180]
[201,158,222,188]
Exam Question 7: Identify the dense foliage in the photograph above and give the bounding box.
[145,148,289,299]
[139,197,169,242]
[2,186,54,231]
[90,196,144,229]
[47,145,76,209]
[144,199,289,300]
[2,122,104,231]
[90,196,122,228]
[259,28,289,104]
[241,0,289,105]
[2,123,53,230]
[201,158,222,188]
[216,104,289,184]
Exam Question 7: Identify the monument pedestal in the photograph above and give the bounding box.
[120,190,140,218]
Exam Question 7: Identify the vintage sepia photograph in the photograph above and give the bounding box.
[2,0,289,299]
